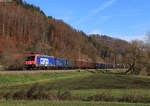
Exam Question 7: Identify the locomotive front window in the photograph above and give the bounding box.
[26,56,35,61]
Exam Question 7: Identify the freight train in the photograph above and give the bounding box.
[24,54,126,70]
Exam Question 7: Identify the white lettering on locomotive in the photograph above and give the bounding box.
[40,58,49,65]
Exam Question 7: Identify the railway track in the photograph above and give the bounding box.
[0,69,93,74]
[0,69,113,74]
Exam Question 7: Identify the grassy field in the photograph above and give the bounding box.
[0,100,149,106]
[4,71,149,91]
[0,71,91,88]
[0,69,150,104]
[43,73,150,90]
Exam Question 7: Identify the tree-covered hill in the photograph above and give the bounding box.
[1,0,149,75]
[0,0,102,68]
[90,34,130,64]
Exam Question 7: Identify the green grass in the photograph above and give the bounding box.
[26,73,150,90]
[1,70,150,92]
[109,69,127,73]
[0,100,149,106]
[0,72,92,89]
[0,70,150,103]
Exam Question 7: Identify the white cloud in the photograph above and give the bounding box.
[77,0,117,24]
[91,0,117,15]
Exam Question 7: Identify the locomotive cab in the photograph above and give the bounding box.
[24,54,38,69]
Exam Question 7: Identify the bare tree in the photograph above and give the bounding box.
[125,40,145,74]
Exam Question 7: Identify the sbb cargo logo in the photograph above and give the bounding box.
[40,58,49,65]
[0,0,12,2]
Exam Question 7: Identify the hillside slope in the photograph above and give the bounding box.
[89,34,130,64]
[0,0,103,67]
[0,0,130,68]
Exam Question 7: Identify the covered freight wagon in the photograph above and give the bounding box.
[74,61,89,69]
[55,58,66,68]
[65,59,75,69]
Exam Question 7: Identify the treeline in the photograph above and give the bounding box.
[14,0,45,16]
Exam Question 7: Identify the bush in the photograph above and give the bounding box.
[3,92,13,100]
[118,95,150,103]
[57,90,72,100]
[13,90,27,100]
[0,85,150,103]
[83,94,150,103]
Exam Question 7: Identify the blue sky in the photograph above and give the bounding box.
[25,0,150,41]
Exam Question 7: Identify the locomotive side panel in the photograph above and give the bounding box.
[36,56,56,67]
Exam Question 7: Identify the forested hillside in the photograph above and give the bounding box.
[0,0,102,68]
[0,0,149,75]
[0,0,132,66]
[90,34,130,64]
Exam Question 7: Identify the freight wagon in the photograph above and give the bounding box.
[74,61,89,69]
[55,58,66,69]
[65,59,75,69]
